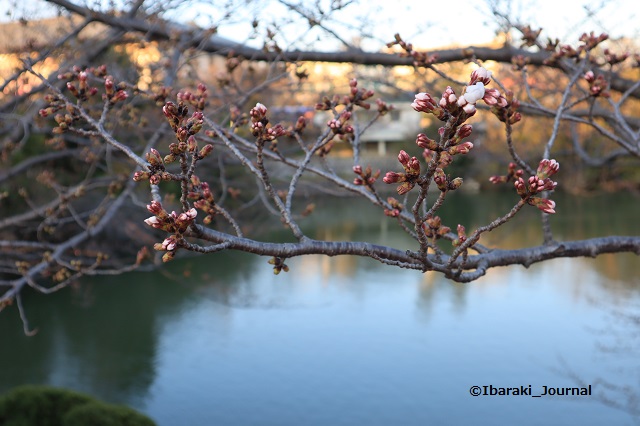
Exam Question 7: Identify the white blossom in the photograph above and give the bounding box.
[463,82,486,104]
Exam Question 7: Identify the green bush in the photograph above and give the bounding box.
[0,385,155,426]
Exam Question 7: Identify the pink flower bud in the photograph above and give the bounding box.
[199,144,214,158]
[433,168,447,191]
[144,216,161,228]
[470,67,492,85]
[383,171,404,184]
[529,197,556,214]
[584,71,595,83]
[250,103,267,120]
[147,200,163,214]
[536,159,560,178]
[411,92,437,113]
[448,141,474,155]
[397,150,410,166]
[462,103,476,115]
[416,133,437,150]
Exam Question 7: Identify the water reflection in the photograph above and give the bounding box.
[0,193,638,425]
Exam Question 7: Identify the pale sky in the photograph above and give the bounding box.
[2,0,638,51]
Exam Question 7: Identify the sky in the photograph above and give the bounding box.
[1,0,638,51]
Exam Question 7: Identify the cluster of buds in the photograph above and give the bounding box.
[490,160,558,214]
[519,25,543,48]
[51,111,77,134]
[376,99,394,115]
[315,79,375,111]
[144,200,198,262]
[513,159,559,214]
[458,68,508,115]
[134,148,169,185]
[433,168,463,192]
[268,256,289,275]
[160,101,213,162]
[580,32,609,51]
[387,33,438,67]
[188,175,217,225]
[163,102,205,140]
[489,162,524,184]
[422,215,450,240]
[545,32,608,65]
[102,77,128,104]
[603,48,629,66]
[178,83,208,111]
[415,124,474,169]
[56,66,104,102]
[65,71,99,102]
[327,110,354,136]
[383,150,420,195]
[490,90,522,125]
[345,78,375,109]
[584,71,610,98]
[249,103,286,148]
[384,197,403,217]
[352,165,380,188]
[38,94,65,118]
[452,224,467,247]
[412,68,506,120]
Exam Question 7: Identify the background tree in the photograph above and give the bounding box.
[0,0,638,334]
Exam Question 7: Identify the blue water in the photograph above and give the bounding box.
[1,194,638,425]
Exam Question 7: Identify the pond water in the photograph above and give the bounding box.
[1,192,639,425]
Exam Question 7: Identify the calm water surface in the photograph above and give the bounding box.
[1,193,639,425]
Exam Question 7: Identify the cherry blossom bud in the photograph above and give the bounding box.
[448,141,474,155]
[470,67,492,85]
[111,90,128,103]
[66,82,79,98]
[416,133,437,150]
[397,150,410,166]
[396,181,414,195]
[537,159,560,179]
[383,171,404,184]
[162,251,176,262]
[295,116,307,132]
[187,135,198,152]
[433,168,447,191]
[133,171,150,181]
[199,144,214,158]
[144,216,161,228]
[462,103,476,115]
[147,200,164,215]
[514,177,527,196]
[483,88,508,107]
[411,92,437,113]
[529,197,556,214]
[455,124,473,140]
[146,148,163,166]
[449,177,463,190]
[250,103,267,121]
[104,79,115,98]
[407,156,420,176]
